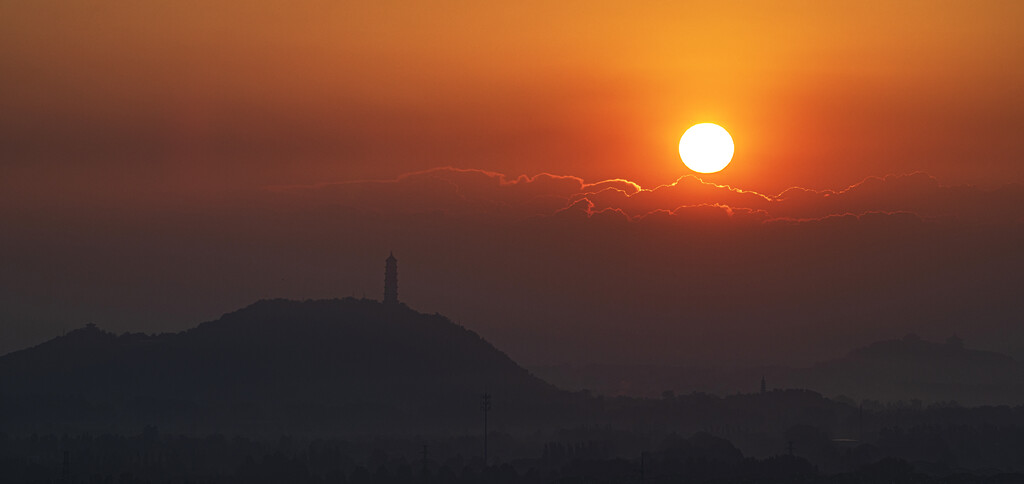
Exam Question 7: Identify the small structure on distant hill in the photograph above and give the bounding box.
[946,334,964,349]
[384,252,398,305]
[761,376,766,394]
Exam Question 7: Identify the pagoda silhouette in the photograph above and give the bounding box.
[384,252,398,305]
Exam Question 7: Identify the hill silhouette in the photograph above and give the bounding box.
[789,333,1024,405]
[0,298,565,434]
[534,334,1024,406]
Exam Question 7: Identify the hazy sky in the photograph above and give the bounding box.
[3,0,1023,202]
[2,1,1023,365]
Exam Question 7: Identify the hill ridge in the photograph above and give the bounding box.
[0,298,565,433]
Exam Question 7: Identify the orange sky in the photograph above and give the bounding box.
[3,0,1023,208]
[2,2,1024,363]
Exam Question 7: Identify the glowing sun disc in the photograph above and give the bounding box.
[678,123,734,173]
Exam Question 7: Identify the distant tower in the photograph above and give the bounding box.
[384,252,398,305]
[760,376,766,394]
[62,450,70,484]
[481,393,492,465]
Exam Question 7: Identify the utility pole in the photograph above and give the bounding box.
[62,450,70,484]
[859,403,864,442]
[421,444,429,481]
[639,451,646,484]
[481,393,491,466]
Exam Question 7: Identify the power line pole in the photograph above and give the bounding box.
[859,403,864,442]
[639,451,646,484]
[421,444,429,481]
[62,450,70,484]
[481,393,491,466]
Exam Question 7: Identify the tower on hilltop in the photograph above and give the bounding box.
[384,252,398,305]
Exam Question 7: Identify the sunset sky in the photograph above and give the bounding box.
[2,1,1023,365]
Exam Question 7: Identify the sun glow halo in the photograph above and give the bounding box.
[678,123,734,174]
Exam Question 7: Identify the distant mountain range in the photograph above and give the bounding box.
[534,334,1024,406]
[789,334,1024,405]
[0,298,566,434]
[3,299,1022,439]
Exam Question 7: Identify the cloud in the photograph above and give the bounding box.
[275,167,615,218]
[626,204,771,229]
[576,175,774,218]
[551,197,595,220]
[278,167,1024,227]
[764,211,924,228]
[773,173,1024,222]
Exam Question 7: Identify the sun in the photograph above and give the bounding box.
[678,123,734,174]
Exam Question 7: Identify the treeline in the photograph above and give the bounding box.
[4,427,1024,484]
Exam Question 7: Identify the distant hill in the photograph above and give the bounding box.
[533,335,1024,406]
[787,334,1024,406]
[0,298,566,434]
